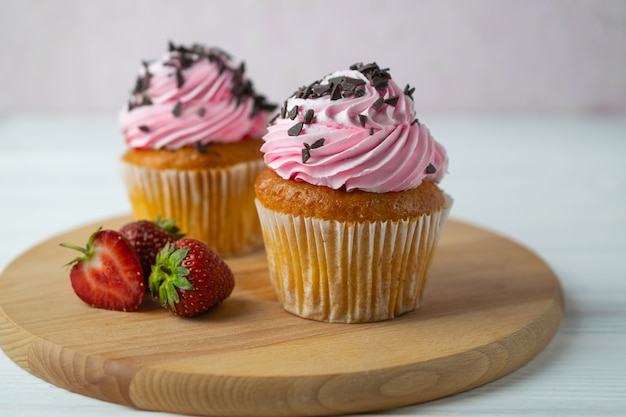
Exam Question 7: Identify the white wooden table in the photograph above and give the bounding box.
[1,113,624,416]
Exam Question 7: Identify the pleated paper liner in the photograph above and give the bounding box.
[120,159,265,256]
[255,195,452,323]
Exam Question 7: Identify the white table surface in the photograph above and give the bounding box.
[1,113,624,417]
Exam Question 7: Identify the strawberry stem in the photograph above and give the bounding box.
[149,242,195,310]
[59,242,88,255]
[154,216,186,240]
[59,227,101,265]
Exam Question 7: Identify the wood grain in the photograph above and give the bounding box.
[0,217,563,417]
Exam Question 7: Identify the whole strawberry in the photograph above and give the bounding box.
[119,217,185,283]
[149,238,234,317]
[60,228,145,312]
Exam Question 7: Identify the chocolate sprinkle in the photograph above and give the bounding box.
[356,62,378,73]
[330,83,343,101]
[369,127,374,135]
[197,107,206,117]
[346,77,366,88]
[288,121,304,136]
[172,101,182,117]
[310,138,325,149]
[384,96,399,106]
[127,41,276,119]
[290,63,395,103]
[138,125,150,133]
[304,109,314,124]
[411,118,420,126]
[175,69,185,88]
[371,97,385,111]
[280,101,287,119]
[288,105,299,120]
[426,163,436,174]
[138,72,152,94]
[404,84,415,101]
[133,76,143,94]
[358,114,367,127]
[196,142,209,154]
[302,148,311,163]
[312,83,331,96]
[301,138,325,163]
[371,76,389,89]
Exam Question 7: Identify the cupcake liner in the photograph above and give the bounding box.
[255,195,452,323]
[120,159,265,256]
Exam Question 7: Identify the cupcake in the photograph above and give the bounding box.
[119,42,276,256]
[255,63,451,323]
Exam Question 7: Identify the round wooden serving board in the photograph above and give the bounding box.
[0,217,563,417]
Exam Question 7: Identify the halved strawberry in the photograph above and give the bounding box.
[119,217,185,283]
[149,238,234,317]
[61,228,145,312]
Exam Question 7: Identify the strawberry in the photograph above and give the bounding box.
[119,217,185,283]
[60,228,145,312]
[149,238,234,317]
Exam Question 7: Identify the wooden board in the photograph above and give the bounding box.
[0,217,563,417]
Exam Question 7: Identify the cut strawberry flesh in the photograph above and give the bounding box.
[69,230,144,311]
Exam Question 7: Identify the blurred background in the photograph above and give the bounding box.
[1,0,625,116]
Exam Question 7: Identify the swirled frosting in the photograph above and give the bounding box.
[120,42,276,150]
[261,63,448,193]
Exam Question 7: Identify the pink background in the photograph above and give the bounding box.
[2,0,625,114]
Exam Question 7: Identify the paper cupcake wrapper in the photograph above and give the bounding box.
[120,160,265,256]
[255,195,452,323]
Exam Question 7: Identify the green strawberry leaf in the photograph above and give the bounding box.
[149,242,196,311]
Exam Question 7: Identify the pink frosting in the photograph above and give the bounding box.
[120,43,275,150]
[261,65,448,193]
